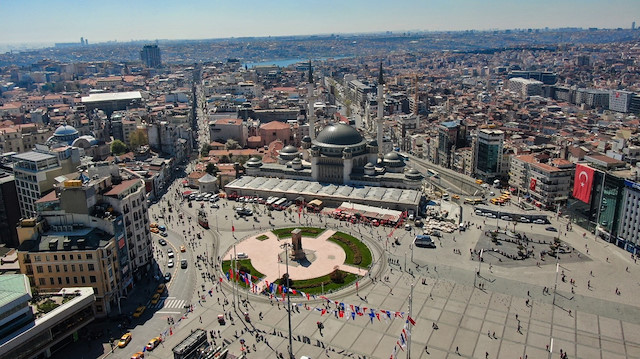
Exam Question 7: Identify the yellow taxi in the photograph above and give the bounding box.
[180,245,186,252]
[452,194,460,200]
[151,293,161,305]
[131,352,144,359]
[156,283,166,294]
[150,227,160,233]
[146,337,162,351]
[150,222,158,228]
[117,333,132,348]
[132,306,146,318]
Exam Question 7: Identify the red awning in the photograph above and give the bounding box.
[183,191,193,196]
[182,180,188,184]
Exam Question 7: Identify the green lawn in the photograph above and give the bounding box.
[221,259,265,287]
[327,231,372,268]
[256,235,269,241]
[272,227,325,238]
[274,270,359,295]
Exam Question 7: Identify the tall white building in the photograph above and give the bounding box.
[609,90,633,113]
[508,77,543,98]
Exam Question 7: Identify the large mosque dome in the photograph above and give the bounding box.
[47,124,80,145]
[314,123,366,147]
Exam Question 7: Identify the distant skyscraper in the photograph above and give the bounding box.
[140,44,161,68]
[633,21,636,30]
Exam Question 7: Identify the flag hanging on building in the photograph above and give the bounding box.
[573,164,594,203]
[529,178,537,191]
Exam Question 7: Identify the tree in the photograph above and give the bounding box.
[206,163,219,175]
[225,139,240,150]
[110,140,127,155]
[200,143,212,156]
[129,129,148,150]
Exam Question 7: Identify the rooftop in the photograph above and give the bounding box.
[0,274,31,308]
[81,91,142,103]
[12,151,56,162]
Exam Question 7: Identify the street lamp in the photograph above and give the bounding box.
[280,242,295,359]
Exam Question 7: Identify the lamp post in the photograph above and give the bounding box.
[280,242,294,359]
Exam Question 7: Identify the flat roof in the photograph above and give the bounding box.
[81,91,142,103]
[12,151,56,162]
[226,176,421,207]
[0,275,31,308]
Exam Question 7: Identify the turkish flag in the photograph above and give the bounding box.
[529,178,537,191]
[573,164,594,203]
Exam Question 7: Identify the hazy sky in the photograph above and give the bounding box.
[2,0,638,45]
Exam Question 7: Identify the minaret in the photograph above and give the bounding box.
[307,84,315,140]
[307,60,316,140]
[376,83,384,157]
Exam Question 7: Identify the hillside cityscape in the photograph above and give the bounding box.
[1,21,640,359]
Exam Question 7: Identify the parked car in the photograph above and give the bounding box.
[158,238,167,246]
[520,217,530,223]
[160,232,168,237]
[132,306,146,318]
[545,226,558,232]
[131,352,145,359]
[164,272,172,282]
[533,219,546,224]
[167,259,174,268]
[181,259,188,269]
[167,249,174,258]
[237,252,248,259]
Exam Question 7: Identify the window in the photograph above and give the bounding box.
[54,255,58,261]
[63,265,68,272]
[86,254,92,259]
[38,278,46,286]
[57,277,62,285]
[81,276,86,284]
[49,278,54,285]
[56,265,60,272]
[71,264,75,272]
[70,254,73,260]
[79,264,83,272]
[73,277,78,284]
[47,265,52,272]
[36,266,43,273]
[88,264,95,271]
[62,255,66,260]
[89,276,97,283]
[34,255,41,262]
[65,277,70,284]
[76,254,81,260]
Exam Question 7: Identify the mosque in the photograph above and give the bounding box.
[244,122,423,190]
[46,124,109,159]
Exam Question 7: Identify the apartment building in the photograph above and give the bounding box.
[509,155,573,209]
[208,118,247,147]
[12,146,81,218]
[16,219,119,317]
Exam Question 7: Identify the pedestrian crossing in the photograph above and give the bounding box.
[149,298,186,309]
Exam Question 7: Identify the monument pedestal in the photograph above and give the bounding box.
[290,228,306,260]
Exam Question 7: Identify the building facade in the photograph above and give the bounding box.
[140,44,161,68]
[509,155,573,209]
[474,129,504,181]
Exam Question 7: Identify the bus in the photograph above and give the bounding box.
[273,198,287,209]
[464,198,485,205]
[172,328,208,359]
[266,197,277,206]
[427,169,439,178]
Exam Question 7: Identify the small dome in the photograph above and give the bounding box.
[54,125,78,136]
[314,123,365,146]
[291,157,301,164]
[368,140,378,146]
[384,152,401,161]
[405,168,423,180]
[247,157,261,163]
[301,136,311,143]
[280,145,298,154]
[364,162,375,169]
[246,157,263,168]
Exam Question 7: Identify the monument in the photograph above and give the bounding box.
[290,228,305,260]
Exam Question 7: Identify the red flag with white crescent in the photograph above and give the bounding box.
[573,164,594,203]
[529,178,537,191]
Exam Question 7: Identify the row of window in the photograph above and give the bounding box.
[38,275,96,286]
[36,263,95,273]
[33,253,93,261]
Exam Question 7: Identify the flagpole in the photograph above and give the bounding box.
[407,283,413,359]
[594,170,605,240]
[233,244,237,310]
